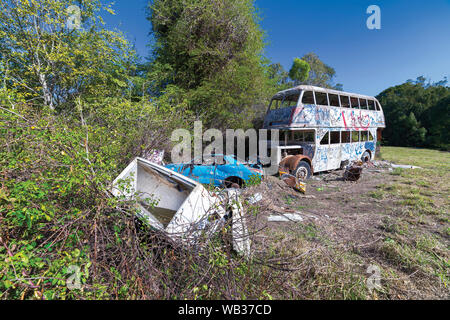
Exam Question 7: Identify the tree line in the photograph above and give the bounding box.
[376,76,449,150]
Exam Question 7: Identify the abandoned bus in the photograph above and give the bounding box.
[263,85,385,179]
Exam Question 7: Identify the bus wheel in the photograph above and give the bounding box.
[361,151,371,163]
[295,161,312,181]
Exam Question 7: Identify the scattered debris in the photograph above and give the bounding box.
[248,193,262,204]
[371,160,422,170]
[279,167,306,193]
[142,149,165,165]
[268,213,304,222]
[391,164,422,169]
[343,161,364,181]
[112,157,250,256]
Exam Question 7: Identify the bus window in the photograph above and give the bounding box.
[320,132,329,145]
[350,97,359,109]
[341,131,351,143]
[361,131,368,141]
[315,92,328,106]
[270,99,280,110]
[280,93,299,108]
[302,91,314,104]
[368,100,376,110]
[351,131,359,143]
[340,95,350,108]
[376,101,381,111]
[279,130,287,144]
[292,131,303,141]
[330,131,340,144]
[368,131,374,141]
[359,98,368,109]
[304,131,314,142]
[329,94,340,107]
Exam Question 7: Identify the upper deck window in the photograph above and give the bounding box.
[376,101,381,111]
[315,92,328,106]
[368,100,376,110]
[302,91,315,104]
[329,94,340,107]
[340,95,350,108]
[271,92,299,109]
[359,98,368,109]
[350,97,359,109]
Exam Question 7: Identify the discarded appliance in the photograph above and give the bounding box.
[111,157,250,256]
[165,154,263,188]
[343,161,363,181]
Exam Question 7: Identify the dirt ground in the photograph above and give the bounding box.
[245,164,395,247]
[240,160,449,299]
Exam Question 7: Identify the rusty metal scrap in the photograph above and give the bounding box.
[279,166,306,193]
[343,160,364,181]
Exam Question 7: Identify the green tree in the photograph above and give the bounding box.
[376,77,449,148]
[147,0,271,128]
[288,58,310,86]
[0,0,134,110]
[424,95,450,150]
[268,63,291,91]
[301,52,340,89]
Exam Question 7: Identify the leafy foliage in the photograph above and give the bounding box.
[147,0,273,129]
[301,52,342,90]
[0,0,135,110]
[376,77,450,149]
[289,58,310,85]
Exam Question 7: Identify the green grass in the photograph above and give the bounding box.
[376,146,450,293]
[260,146,449,299]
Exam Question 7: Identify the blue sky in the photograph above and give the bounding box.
[102,0,450,96]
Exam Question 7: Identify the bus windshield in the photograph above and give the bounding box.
[270,91,300,109]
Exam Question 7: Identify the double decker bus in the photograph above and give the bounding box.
[263,85,385,179]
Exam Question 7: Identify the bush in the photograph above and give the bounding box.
[0,103,280,299]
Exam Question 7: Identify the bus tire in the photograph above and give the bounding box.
[361,151,371,163]
[295,161,312,181]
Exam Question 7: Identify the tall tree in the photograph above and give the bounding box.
[376,77,449,148]
[147,0,271,128]
[300,52,341,89]
[288,58,310,86]
[0,0,134,110]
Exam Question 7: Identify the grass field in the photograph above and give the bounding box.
[244,146,449,299]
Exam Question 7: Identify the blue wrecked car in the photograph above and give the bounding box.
[165,154,263,188]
